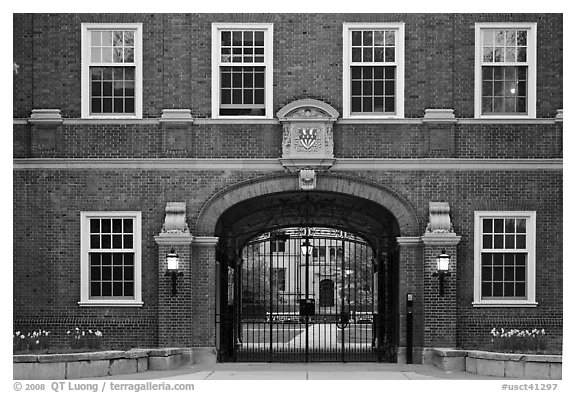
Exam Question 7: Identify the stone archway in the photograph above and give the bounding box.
[189,172,422,363]
[195,172,420,238]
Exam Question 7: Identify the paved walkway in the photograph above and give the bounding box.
[86,362,507,380]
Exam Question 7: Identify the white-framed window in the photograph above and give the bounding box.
[79,211,143,307]
[343,23,405,119]
[211,23,274,118]
[475,23,537,118]
[81,23,143,119]
[473,211,537,307]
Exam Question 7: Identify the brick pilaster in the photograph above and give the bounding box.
[155,234,194,347]
[396,237,423,363]
[191,237,219,350]
[421,233,461,357]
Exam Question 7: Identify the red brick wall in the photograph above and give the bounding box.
[12,122,562,159]
[13,169,562,350]
[12,13,563,354]
[13,13,563,119]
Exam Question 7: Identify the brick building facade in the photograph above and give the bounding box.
[13,13,562,363]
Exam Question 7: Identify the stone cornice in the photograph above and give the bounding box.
[14,117,560,126]
[13,158,563,171]
[28,109,63,125]
[159,109,194,124]
[421,233,462,246]
[154,233,194,246]
[423,109,456,124]
[396,236,423,246]
[192,236,219,246]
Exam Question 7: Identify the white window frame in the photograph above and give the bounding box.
[211,23,274,119]
[342,23,405,119]
[473,211,537,307]
[474,23,537,119]
[79,211,143,307]
[81,23,143,119]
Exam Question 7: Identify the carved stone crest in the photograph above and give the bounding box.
[277,99,339,172]
[297,128,320,151]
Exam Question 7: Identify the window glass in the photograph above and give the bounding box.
[350,29,397,115]
[216,26,270,117]
[88,217,135,299]
[479,215,532,301]
[480,27,531,115]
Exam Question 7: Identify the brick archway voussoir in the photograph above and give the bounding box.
[194,174,419,237]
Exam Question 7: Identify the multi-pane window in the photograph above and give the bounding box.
[80,212,142,306]
[88,218,135,298]
[343,23,405,118]
[212,24,273,118]
[480,218,527,299]
[81,24,142,118]
[474,212,536,307]
[475,23,536,118]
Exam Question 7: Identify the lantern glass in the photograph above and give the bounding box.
[167,254,179,271]
[300,241,313,256]
[436,253,450,272]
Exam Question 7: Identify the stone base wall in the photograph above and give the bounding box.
[429,348,562,380]
[13,348,193,380]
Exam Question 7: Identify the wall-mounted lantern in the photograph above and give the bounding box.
[165,248,183,296]
[432,249,451,296]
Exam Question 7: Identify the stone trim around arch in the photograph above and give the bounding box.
[194,173,420,237]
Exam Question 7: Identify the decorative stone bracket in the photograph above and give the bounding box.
[425,202,453,234]
[277,99,339,172]
[159,202,189,234]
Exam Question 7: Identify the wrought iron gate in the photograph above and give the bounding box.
[227,227,394,362]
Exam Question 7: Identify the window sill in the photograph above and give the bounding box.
[338,118,420,125]
[78,300,144,307]
[472,301,538,308]
[199,118,279,125]
[475,115,536,120]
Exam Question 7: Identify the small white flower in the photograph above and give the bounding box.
[35,340,39,345]
[66,330,71,335]
[15,331,20,336]
[20,335,25,339]
[82,331,85,336]
[541,329,546,335]
[89,329,93,334]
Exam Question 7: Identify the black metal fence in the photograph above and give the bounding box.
[228,227,393,362]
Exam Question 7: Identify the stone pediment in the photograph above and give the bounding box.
[277,99,339,172]
[277,99,339,122]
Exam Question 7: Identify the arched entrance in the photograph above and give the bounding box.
[194,173,420,363]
